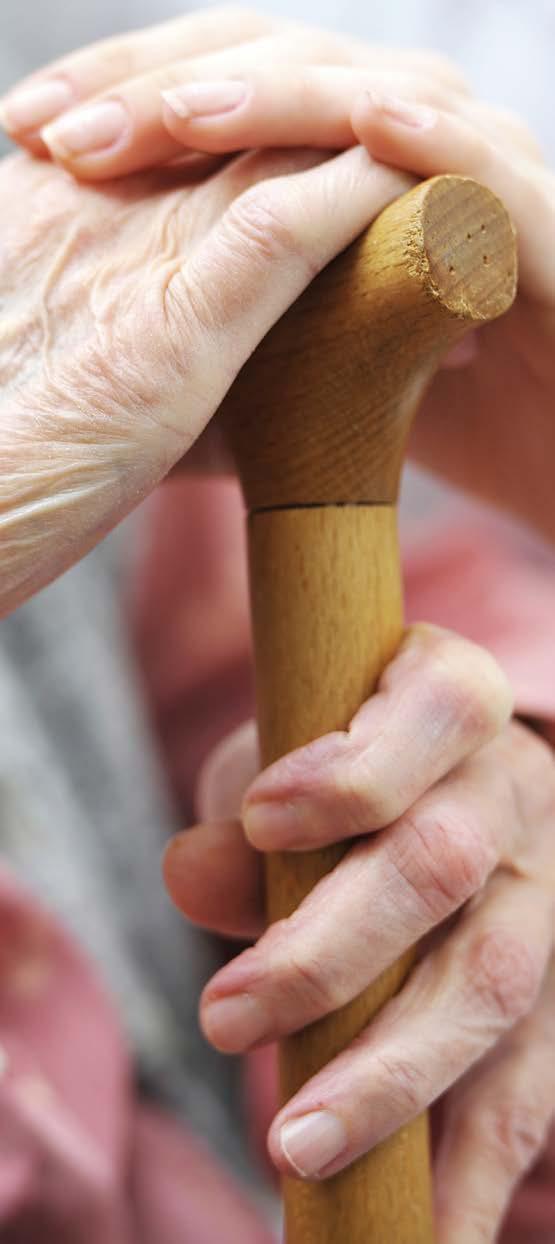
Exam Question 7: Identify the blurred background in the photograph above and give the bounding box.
[0,0,553,1238]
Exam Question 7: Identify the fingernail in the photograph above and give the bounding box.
[162,80,247,121]
[0,78,74,133]
[368,91,436,129]
[280,1111,348,1178]
[202,993,268,1052]
[243,800,307,849]
[42,100,129,159]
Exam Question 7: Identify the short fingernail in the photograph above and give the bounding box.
[162,80,247,121]
[280,1111,348,1178]
[42,100,129,159]
[201,993,268,1052]
[0,78,74,133]
[367,90,436,129]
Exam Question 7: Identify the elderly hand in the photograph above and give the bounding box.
[0,144,409,616]
[5,7,553,543]
[164,624,555,1244]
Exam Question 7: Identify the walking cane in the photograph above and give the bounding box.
[217,174,517,1243]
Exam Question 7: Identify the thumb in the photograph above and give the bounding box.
[164,146,412,425]
[196,719,259,822]
[164,720,262,939]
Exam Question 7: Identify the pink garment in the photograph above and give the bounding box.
[404,520,555,723]
[0,867,273,1244]
[3,500,555,1242]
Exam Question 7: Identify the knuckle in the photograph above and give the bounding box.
[375,1052,427,1116]
[388,808,493,924]
[86,37,138,81]
[287,949,341,1014]
[448,1212,492,1243]
[467,929,543,1027]
[267,920,346,1017]
[426,636,513,743]
[155,63,188,91]
[339,760,403,832]
[225,184,313,276]
[477,1100,549,1177]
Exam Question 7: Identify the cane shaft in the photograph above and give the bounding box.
[219,175,517,1244]
[249,505,433,1242]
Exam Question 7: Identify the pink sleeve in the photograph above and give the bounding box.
[403,520,555,723]
[0,867,274,1244]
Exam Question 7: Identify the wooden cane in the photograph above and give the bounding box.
[218,175,517,1244]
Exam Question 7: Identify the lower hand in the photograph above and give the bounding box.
[164,623,555,1244]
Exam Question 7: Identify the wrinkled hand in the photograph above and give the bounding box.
[0,145,409,616]
[164,624,555,1244]
[5,6,553,541]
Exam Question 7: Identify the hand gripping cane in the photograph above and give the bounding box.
[218,174,517,1244]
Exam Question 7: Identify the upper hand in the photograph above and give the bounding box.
[5,8,553,542]
[164,623,555,1244]
[0,140,409,616]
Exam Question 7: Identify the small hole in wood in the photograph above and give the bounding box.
[467,232,472,240]
[483,254,490,265]
[481,223,486,232]
[449,265,456,274]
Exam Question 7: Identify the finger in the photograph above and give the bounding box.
[242,624,512,851]
[36,35,442,180]
[166,146,413,439]
[163,818,264,940]
[434,959,555,1244]
[31,32,343,176]
[0,146,409,616]
[164,719,263,939]
[351,91,555,299]
[0,7,276,148]
[0,17,467,153]
[462,99,546,163]
[196,719,259,823]
[161,66,459,158]
[199,721,553,1051]
[263,872,553,1180]
[38,32,354,178]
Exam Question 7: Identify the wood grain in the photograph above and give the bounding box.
[222,175,516,509]
[250,506,433,1242]
[220,176,518,1243]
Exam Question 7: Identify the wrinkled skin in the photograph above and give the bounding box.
[2,8,555,588]
[1,156,206,609]
[0,144,410,615]
[1,95,555,619]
